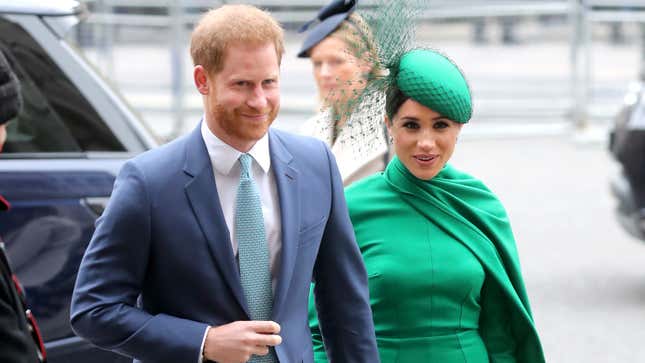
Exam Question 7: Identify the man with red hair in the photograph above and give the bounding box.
[71,4,379,363]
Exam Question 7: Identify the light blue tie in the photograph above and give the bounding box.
[235,153,278,363]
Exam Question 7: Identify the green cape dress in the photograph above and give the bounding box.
[309,157,545,363]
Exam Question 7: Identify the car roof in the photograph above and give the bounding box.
[0,0,82,16]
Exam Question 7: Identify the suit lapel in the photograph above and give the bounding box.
[268,130,300,320]
[183,125,250,317]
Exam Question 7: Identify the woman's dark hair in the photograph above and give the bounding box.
[385,84,409,122]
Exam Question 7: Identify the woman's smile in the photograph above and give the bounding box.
[413,154,438,166]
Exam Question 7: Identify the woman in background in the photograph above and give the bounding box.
[309,48,545,363]
[298,0,389,186]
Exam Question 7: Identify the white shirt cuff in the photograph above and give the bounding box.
[198,326,211,363]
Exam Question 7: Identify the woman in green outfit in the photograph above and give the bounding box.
[308,48,545,362]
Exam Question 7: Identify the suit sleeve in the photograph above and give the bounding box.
[480,275,517,363]
[308,283,329,363]
[70,161,208,363]
[311,145,379,363]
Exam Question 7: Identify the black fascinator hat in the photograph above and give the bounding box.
[297,0,357,58]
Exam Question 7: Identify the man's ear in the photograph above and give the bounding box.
[194,65,209,95]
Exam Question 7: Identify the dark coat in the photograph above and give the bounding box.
[1,204,40,363]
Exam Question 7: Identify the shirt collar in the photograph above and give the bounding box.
[200,119,271,176]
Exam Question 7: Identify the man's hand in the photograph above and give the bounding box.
[203,320,282,363]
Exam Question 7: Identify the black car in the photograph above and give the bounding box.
[609,81,645,240]
[0,1,156,362]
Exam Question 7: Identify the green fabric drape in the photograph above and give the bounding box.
[309,157,544,363]
[383,157,543,361]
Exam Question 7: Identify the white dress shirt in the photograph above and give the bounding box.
[197,120,282,362]
[200,120,282,285]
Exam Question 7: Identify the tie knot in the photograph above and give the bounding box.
[239,153,253,179]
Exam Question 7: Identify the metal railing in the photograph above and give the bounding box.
[72,0,645,139]
[572,1,645,129]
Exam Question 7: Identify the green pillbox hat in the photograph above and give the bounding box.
[396,49,472,123]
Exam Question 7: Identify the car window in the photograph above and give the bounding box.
[0,17,125,154]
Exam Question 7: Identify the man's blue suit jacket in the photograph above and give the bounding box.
[70,125,379,363]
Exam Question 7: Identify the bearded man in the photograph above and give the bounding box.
[70,4,379,363]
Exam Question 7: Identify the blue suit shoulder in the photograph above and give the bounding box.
[271,128,328,156]
[123,132,193,180]
[270,128,333,172]
[130,133,188,168]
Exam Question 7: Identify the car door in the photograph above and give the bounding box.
[0,12,154,363]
